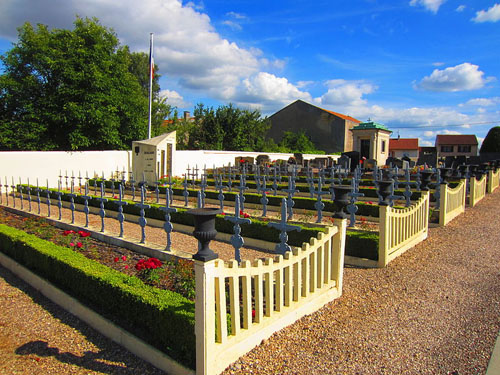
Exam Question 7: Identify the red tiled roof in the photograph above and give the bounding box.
[322,109,360,123]
[435,134,478,145]
[389,138,419,150]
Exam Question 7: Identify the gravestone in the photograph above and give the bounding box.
[341,151,360,172]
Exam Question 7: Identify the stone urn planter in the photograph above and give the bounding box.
[439,167,452,185]
[187,207,222,262]
[376,180,393,206]
[332,185,352,219]
[419,170,434,191]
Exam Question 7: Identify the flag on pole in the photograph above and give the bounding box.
[148,33,154,139]
[149,35,154,81]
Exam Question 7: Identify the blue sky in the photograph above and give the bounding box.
[1,0,499,147]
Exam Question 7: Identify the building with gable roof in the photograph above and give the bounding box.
[435,134,478,158]
[267,100,360,154]
[389,138,419,161]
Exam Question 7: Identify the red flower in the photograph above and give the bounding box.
[69,242,75,247]
[114,257,119,262]
[78,230,91,237]
[135,257,162,271]
[122,255,127,261]
[367,201,373,205]
[63,230,75,236]
[124,265,129,270]
[76,242,83,248]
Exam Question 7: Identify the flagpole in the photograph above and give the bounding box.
[148,33,154,139]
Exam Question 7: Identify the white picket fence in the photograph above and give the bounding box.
[439,180,467,226]
[487,168,500,193]
[378,191,430,267]
[469,174,487,207]
[194,219,347,375]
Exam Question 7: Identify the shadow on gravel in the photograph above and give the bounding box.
[0,264,165,374]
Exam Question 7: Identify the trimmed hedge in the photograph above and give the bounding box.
[345,230,379,261]
[0,224,196,368]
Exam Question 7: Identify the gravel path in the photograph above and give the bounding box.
[1,189,500,374]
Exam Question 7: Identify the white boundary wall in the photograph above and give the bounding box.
[0,149,339,187]
[0,151,131,188]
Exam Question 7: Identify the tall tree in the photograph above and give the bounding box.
[0,17,166,150]
[278,130,324,154]
[188,103,271,151]
[480,126,500,154]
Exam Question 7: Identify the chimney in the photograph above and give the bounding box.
[183,111,191,121]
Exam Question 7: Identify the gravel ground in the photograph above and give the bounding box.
[0,189,499,374]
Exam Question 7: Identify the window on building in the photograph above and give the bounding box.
[440,145,454,153]
[457,145,471,153]
[381,140,386,153]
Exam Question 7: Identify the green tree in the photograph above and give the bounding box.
[278,130,324,154]
[480,126,500,154]
[127,51,172,137]
[0,17,166,150]
[188,103,271,151]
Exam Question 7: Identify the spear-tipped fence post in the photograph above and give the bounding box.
[19,177,24,210]
[81,182,93,228]
[160,188,177,251]
[55,180,63,220]
[115,184,128,237]
[136,185,151,243]
[95,183,108,232]
[45,179,51,217]
[11,177,16,209]
[67,180,77,224]
[35,178,41,214]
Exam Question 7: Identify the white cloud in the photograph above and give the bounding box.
[235,72,312,112]
[456,5,466,12]
[432,62,445,67]
[472,4,500,23]
[319,80,376,107]
[222,20,242,31]
[415,63,494,92]
[0,0,262,102]
[409,0,445,13]
[226,11,246,19]
[160,89,189,108]
[462,97,500,107]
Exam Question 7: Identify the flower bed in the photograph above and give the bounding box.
[0,207,196,368]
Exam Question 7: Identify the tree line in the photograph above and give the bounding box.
[0,17,323,154]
